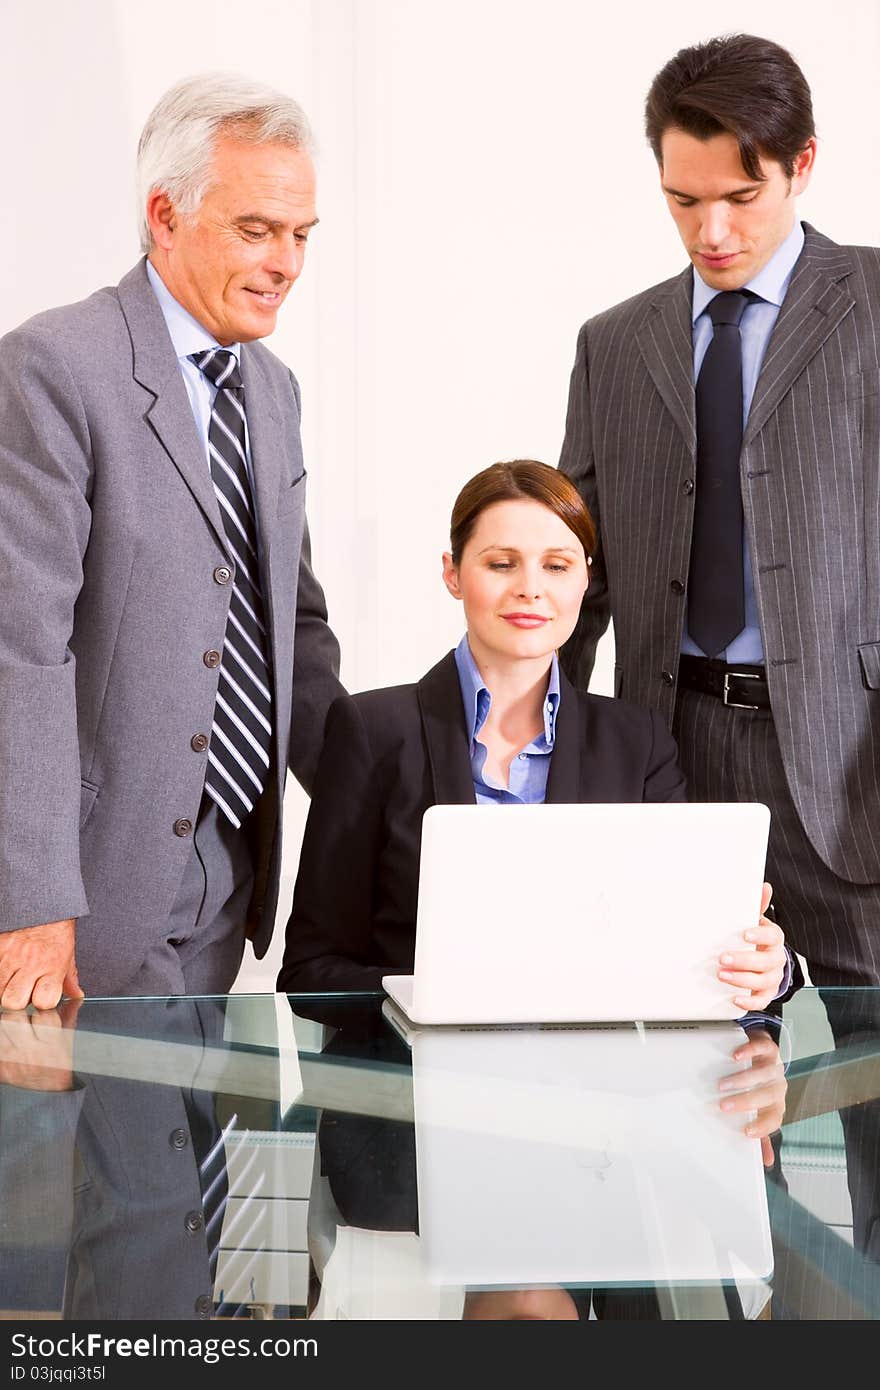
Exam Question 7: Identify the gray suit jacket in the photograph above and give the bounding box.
[0,259,343,991]
[559,223,880,885]
[0,999,240,1320]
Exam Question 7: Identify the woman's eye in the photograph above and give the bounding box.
[546,564,569,573]
[488,561,513,571]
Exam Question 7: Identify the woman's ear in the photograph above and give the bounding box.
[442,552,462,600]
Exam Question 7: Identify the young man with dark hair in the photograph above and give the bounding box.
[559,33,880,990]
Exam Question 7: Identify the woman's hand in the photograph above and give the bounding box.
[717,882,786,1012]
[718,1027,787,1167]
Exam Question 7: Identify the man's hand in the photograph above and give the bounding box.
[0,920,84,1010]
[717,882,786,1012]
[0,998,82,1091]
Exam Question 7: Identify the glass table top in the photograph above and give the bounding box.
[1,987,878,1321]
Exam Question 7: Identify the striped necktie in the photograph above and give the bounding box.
[190,349,273,828]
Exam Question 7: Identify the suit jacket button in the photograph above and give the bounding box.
[682,478,695,495]
[169,1128,189,1150]
[191,733,209,753]
[670,579,685,595]
[195,1294,213,1318]
[213,565,232,585]
[174,818,194,837]
[203,649,221,668]
[661,669,675,686]
[185,1210,204,1233]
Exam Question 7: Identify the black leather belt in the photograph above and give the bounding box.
[677,655,771,711]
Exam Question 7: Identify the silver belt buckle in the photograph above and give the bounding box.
[723,670,761,711]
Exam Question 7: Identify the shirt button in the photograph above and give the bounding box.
[169,1128,189,1150]
[518,753,527,760]
[203,649,221,668]
[190,733,209,753]
[173,818,193,837]
[184,1210,204,1234]
[661,669,675,686]
[670,579,685,595]
[213,565,232,585]
[682,478,695,495]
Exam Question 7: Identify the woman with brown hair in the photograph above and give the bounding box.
[278,460,787,1006]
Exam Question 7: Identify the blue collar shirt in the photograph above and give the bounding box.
[453,635,560,805]
[145,259,259,515]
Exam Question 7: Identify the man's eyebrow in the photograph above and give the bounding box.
[233,215,321,230]
[661,181,762,200]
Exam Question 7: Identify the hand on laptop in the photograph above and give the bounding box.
[717,1027,787,1167]
[717,882,786,1012]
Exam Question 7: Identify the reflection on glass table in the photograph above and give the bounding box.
[0,989,878,1320]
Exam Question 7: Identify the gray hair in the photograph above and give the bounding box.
[136,72,314,253]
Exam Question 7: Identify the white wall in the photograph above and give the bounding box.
[2,0,878,987]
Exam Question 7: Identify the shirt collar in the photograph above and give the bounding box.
[145,259,242,366]
[453,634,560,746]
[691,219,805,323]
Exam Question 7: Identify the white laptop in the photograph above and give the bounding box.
[393,1018,773,1287]
[383,802,770,1025]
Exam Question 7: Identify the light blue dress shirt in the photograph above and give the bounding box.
[682,220,805,664]
[454,635,560,805]
[145,260,259,508]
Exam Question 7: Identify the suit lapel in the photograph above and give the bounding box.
[417,653,478,805]
[635,267,697,455]
[240,346,284,552]
[744,225,855,447]
[117,260,228,551]
[545,669,583,803]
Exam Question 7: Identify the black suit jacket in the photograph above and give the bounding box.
[278,651,686,993]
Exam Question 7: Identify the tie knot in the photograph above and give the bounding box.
[706,290,757,329]
[190,348,243,391]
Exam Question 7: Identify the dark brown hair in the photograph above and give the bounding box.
[645,34,815,180]
[449,460,596,566]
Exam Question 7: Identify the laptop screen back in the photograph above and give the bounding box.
[402,802,770,1024]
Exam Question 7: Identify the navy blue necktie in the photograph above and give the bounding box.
[687,290,756,658]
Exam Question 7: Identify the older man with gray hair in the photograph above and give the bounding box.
[0,73,344,1006]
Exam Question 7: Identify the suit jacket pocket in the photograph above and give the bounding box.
[857,642,880,690]
[80,779,99,829]
[277,471,306,517]
[847,368,880,400]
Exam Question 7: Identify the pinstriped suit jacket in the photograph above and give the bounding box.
[559,223,880,885]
